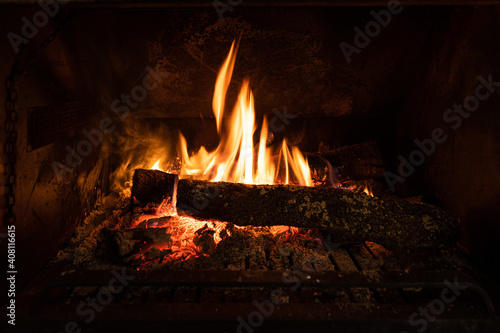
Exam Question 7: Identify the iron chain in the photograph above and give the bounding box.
[3,9,77,226]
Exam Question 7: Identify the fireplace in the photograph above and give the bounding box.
[1,1,500,332]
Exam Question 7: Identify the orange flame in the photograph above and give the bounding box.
[151,159,162,171]
[362,181,374,197]
[363,186,373,197]
[178,40,312,186]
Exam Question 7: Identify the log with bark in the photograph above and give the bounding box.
[176,179,458,254]
[132,169,178,205]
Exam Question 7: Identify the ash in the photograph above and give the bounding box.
[52,189,340,272]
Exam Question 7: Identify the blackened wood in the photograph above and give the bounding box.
[132,169,178,204]
[176,179,457,254]
[100,227,172,258]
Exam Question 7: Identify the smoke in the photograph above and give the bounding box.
[106,116,174,194]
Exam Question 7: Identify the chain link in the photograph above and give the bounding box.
[3,9,77,226]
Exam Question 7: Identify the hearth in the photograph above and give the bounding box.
[2,1,500,332]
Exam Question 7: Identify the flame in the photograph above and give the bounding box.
[362,181,374,197]
[178,40,312,186]
[213,40,238,132]
[151,159,162,171]
[363,187,373,197]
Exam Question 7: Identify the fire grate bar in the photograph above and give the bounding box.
[28,269,497,318]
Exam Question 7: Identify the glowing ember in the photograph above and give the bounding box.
[130,196,304,265]
[179,40,312,186]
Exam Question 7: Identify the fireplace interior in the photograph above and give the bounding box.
[1,1,500,332]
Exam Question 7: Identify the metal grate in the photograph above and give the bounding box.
[16,244,500,333]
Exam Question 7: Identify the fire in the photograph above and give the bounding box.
[128,41,322,265]
[151,159,162,171]
[178,40,312,186]
[363,186,374,197]
[131,202,302,264]
[362,181,374,197]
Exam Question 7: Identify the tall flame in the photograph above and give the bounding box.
[179,41,312,186]
[213,40,238,132]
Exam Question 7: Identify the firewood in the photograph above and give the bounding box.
[100,227,172,259]
[176,179,458,254]
[136,216,174,228]
[132,169,178,204]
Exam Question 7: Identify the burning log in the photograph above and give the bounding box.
[136,216,174,228]
[132,169,178,205]
[176,179,458,254]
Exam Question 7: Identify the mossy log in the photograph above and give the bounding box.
[176,179,458,254]
[132,169,178,204]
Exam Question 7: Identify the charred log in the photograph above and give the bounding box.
[132,169,178,205]
[99,227,172,261]
[176,179,457,254]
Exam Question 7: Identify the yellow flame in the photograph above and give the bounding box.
[256,116,275,184]
[362,181,374,197]
[151,159,162,171]
[178,40,312,186]
[213,40,238,133]
[363,187,373,197]
[288,146,312,186]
